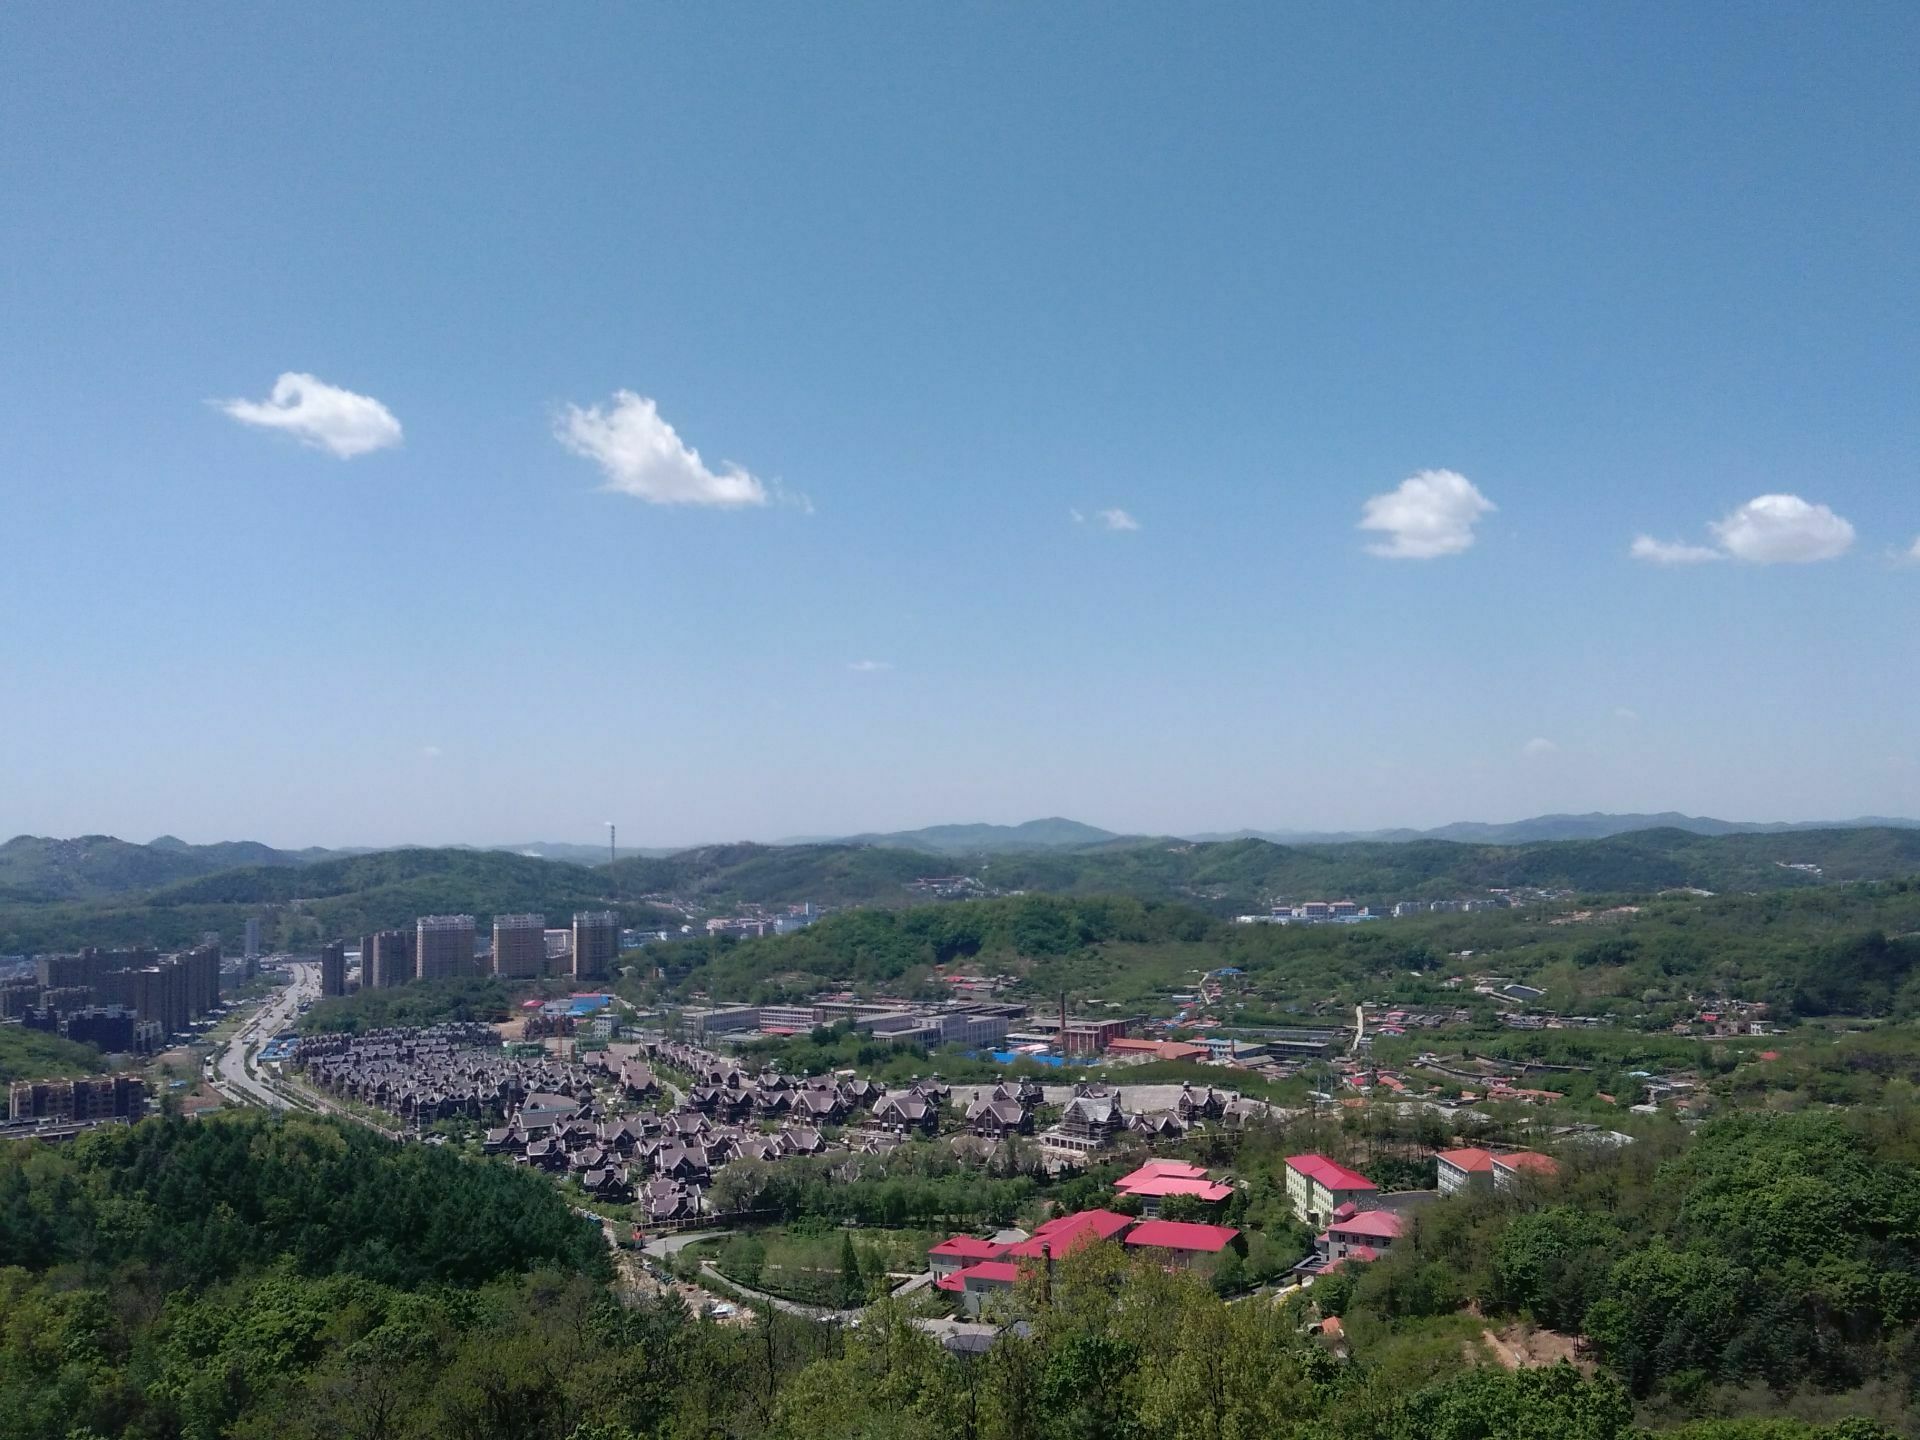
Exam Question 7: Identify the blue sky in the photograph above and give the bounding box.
[3,5,1916,847]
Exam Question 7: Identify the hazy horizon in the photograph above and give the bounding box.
[12,807,1920,856]
[4,7,1916,850]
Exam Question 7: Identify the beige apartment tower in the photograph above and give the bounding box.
[414,915,477,981]
[572,911,618,980]
[491,913,547,979]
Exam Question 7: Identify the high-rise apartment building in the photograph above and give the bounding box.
[415,915,477,982]
[572,911,619,980]
[318,940,347,998]
[365,929,415,988]
[244,917,261,959]
[491,914,547,979]
[182,942,220,1015]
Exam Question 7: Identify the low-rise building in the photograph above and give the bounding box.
[1284,1153,1377,1226]
[1124,1219,1241,1268]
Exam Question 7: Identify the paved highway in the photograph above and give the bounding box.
[211,960,317,1109]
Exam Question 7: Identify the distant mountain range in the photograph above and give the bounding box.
[1183,812,1920,847]
[799,811,1920,854]
[10,821,1920,956]
[7,812,1920,905]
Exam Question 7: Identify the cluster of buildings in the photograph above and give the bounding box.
[700,904,819,941]
[5,1073,149,1136]
[351,911,621,990]
[1,942,223,1049]
[685,997,1025,1052]
[291,1023,599,1127]
[1235,898,1509,926]
[931,1204,1245,1314]
[930,1156,1245,1313]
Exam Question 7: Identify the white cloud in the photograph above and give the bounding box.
[1521,737,1558,759]
[1614,707,1641,723]
[847,660,892,673]
[1097,508,1141,532]
[1068,507,1086,524]
[1359,470,1495,558]
[555,391,766,507]
[1709,494,1854,564]
[1905,536,1920,564]
[1629,535,1723,566]
[421,745,442,760]
[218,372,402,458]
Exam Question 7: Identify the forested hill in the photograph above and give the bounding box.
[606,826,1920,913]
[0,848,674,956]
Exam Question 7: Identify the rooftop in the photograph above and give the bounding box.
[930,1235,1009,1260]
[1124,1220,1240,1253]
[1286,1153,1376,1191]
[1328,1209,1405,1240]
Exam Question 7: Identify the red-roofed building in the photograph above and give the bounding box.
[1004,1208,1136,1260]
[1124,1219,1242,1268]
[1324,1209,1404,1262]
[1113,1162,1234,1215]
[1106,1037,1212,1064]
[1284,1153,1376,1225]
[928,1234,1009,1280]
[1433,1147,1499,1196]
[934,1259,1023,1315]
[1491,1151,1560,1192]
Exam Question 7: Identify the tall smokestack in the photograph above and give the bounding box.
[1060,990,1068,1052]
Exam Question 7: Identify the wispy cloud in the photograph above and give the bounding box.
[421,744,442,760]
[1071,506,1140,532]
[1630,535,1723,566]
[217,372,402,458]
[847,659,892,673]
[555,391,766,507]
[1521,737,1558,759]
[1633,494,1856,566]
[1614,706,1641,723]
[1359,470,1495,559]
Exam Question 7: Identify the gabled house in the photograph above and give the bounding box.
[1175,1083,1230,1123]
[967,1097,1032,1137]
[873,1093,938,1134]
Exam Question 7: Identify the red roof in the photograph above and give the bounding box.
[1493,1151,1560,1176]
[952,1260,1020,1286]
[1116,1175,1234,1201]
[1286,1154,1375,1192]
[1121,1160,1209,1182]
[1328,1209,1404,1240]
[1007,1209,1134,1259]
[930,1235,1008,1260]
[1433,1147,1497,1173]
[1125,1220,1240,1254]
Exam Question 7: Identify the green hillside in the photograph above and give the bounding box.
[607,841,959,905]
[0,848,673,955]
[638,876,1920,1023]
[0,833,334,904]
[0,1026,108,1084]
